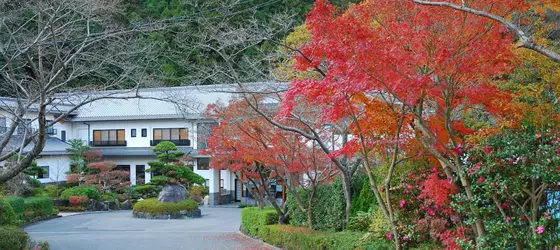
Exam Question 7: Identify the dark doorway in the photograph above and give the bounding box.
[235,179,241,202]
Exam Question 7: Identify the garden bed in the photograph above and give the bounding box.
[132,198,200,219]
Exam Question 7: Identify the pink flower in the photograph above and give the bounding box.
[402,236,408,242]
[454,144,463,155]
[536,225,545,235]
[399,200,406,208]
[536,134,542,139]
[385,232,392,240]
[505,217,510,223]
[477,176,485,183]
[427,208,435,216]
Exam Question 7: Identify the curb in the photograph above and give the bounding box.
[236,231,282,250]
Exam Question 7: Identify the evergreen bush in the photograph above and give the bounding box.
[3,196,24,220]
[23,197,55,220]
[0,226,28,250]
[132,198,197,216]
[240,207,278,236]
[60,185,100,200]
[0,198,16,226]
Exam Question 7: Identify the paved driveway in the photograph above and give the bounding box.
[25,207,273,250]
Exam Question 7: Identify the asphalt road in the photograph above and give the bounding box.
[24,207,273,250]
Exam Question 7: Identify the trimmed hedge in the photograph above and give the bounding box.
[132,198,198,216]
[241,207,278,236]
[260,225,393,250]
[60,185,100,200]
[3,196,24,220]
[0,198,16,226]
[24,197,55,220]
[0,226,28,250]
[286,180,346,231]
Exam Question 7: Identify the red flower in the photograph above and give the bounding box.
[477,176,485,183]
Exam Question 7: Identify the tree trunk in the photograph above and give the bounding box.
[341,170,352,227]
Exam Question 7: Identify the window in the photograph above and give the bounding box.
[38,166,49,179]
[197,158,210,170]
[136,165,145,185]
[197,123,217,149]
[220,179,224,189]
[141,128,147,137]
[92,129,126,146]
[153,128,188,140]
[131,129,137,137]
[151,128,189,145]
[61,130,66,141]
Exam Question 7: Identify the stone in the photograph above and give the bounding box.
[106,199,120,210]
[87,199,108,211]
[121,200,133,210]
[203,195,209,207]
[158,184,186,203]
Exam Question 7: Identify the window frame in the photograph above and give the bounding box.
[197,158,210,170]
[131,129,137,137]
[141,128,147,137]
[152,128,188,140]
[92,129,126,145]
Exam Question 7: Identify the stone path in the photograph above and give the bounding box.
[25,207,275,250]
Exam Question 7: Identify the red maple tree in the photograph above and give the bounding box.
[281,0,517,247]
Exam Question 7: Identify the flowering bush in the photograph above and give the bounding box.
[393,168,465,249]
[457,129,560,249]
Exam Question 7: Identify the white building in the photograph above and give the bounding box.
[0,84,283,205]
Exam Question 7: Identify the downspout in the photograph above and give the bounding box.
[83,122,90,145]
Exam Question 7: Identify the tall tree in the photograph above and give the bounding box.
[281,0,517,247]
[0,0,161,184]
[205,97,336,224]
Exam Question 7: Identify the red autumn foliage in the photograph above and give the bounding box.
[69,196,88,206]
[418,172,459,207]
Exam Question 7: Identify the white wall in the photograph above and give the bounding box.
[35,155,71,184]
[70,120,197,148]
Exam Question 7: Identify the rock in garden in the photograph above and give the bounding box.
[121,200,132,210]
[158,184,186,203]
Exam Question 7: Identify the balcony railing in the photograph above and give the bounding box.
[46,128,57,135]
[150,139,191,146]
[90,140,127,147]
[17,127,37,135]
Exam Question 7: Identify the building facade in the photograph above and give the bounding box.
[0,85,259,205]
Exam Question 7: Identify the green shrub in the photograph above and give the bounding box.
[241,207,278,237]
[260,225,387,250]
[132,198,197,215]
[368,207,391,239]
[347,210,372,232]
[148,176,170,186]
[0,226,28,250]
[350,177,377,215]
[100,193,116,201]
[23,197,55,220]
[189,185,209,196]
[44,185,58,198]
[3,196,24,220]
[286,179,346,231]
[30,178,42,188]
[0,198,16,226]
[60,185,100,200]
[133,185,158,195]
